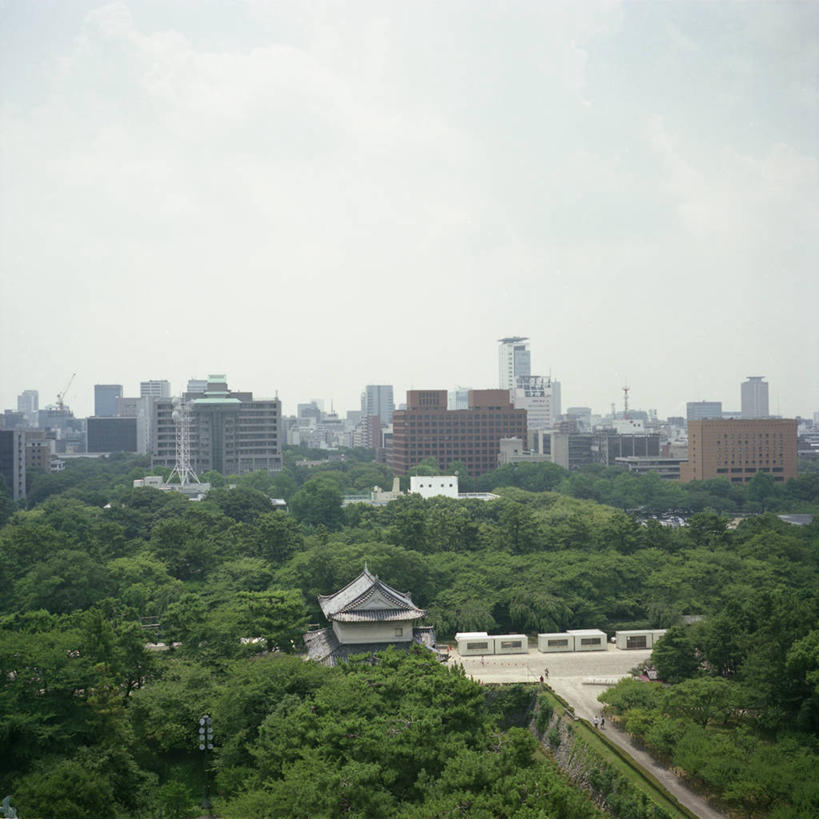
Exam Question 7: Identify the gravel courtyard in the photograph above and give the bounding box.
[444,644,652,719]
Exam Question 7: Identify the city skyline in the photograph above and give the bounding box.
[2,2,817,420]
[3,361,811,423]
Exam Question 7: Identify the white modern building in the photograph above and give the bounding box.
[741,376,769,419]
[498,337,531,391]
[510,375,561,430]
[140,380,171,399]
[17,390,39,422]
[410,475,460,499]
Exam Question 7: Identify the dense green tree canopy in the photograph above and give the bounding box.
[1,451,817,816]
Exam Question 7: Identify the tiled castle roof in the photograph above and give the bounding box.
[317,567,426,623]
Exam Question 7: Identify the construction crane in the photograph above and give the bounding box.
[56,373,76,412]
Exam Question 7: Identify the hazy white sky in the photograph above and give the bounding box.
[2,1,817,419]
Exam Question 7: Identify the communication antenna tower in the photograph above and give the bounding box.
[167,397,200,486]
[623,382,630,420]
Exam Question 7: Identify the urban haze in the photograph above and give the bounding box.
[1,1,817,419]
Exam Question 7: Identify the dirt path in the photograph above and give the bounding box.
[446,646,724,818]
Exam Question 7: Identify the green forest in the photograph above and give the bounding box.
[1,452,818,817]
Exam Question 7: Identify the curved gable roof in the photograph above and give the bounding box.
[318,568,426,623]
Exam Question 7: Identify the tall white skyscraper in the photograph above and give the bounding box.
[741,376,769,419]
[362,385,394,425]
[498,337,531,390]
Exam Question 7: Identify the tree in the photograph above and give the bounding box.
[205,486,275,524]
[236,589,308,653]
[288,476,343,530]
[652,625,700,683]
[250,512,304,563]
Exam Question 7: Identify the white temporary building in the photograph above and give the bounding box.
[615,629,667,650]
[491,634,528,655]
[567,629,607,652]
[455,631,492,655]
[537,632,575,653]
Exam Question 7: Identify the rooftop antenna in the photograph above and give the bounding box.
[623,381,630,420]
[167,396,200,486]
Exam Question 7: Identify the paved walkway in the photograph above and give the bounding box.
[445,646,724,819]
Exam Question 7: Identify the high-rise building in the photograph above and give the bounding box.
[741,377,769,419]
[87,417,138,453]
[448,387,472,410]
[17,390,38,422]
[680,418,797,484]
[362,385,394,426]
[151,375,282,475]
[140,380,171,399]
[0,429,26,501]
[389,389,527,476]
[94,384,123,417]
[686,401,723,421]
[510,375,561,430]
[498,337,531,390]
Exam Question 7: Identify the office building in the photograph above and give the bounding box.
[510,375,561,430]
[549,432,594,471]
[187,378,208,394]
[362,385,394,426]
[17,390,38,422]
[566,407,592,432]
[2,411,26,430]
[592,431,660,466]
[151,375,282,475]
[389,389,527,476]
[0,429,26,501]
[24,430,53,472]
[741,377,769,419]
[680,418,797,484]
[498,337,531,390]
[448,387,472,411]
[686,401,723,421]
[94,384,123,417]
[614,457,686,480]
[140,380,171,399]
[87,417,138,453]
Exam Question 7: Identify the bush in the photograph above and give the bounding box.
[535,696,554,735]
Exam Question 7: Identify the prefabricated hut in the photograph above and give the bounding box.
[566,629,607,651]
[455,631,492,655]
[538,632,575,653]
[615,629,667,650]
[491,634,528,655]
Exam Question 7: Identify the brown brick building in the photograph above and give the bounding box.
[680,418,798,484]
[388,389,527,476]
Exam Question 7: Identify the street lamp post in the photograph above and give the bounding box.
[198,714,214,815]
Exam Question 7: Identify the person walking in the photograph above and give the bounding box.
[593,716,599,729]
[600,715,605,729]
